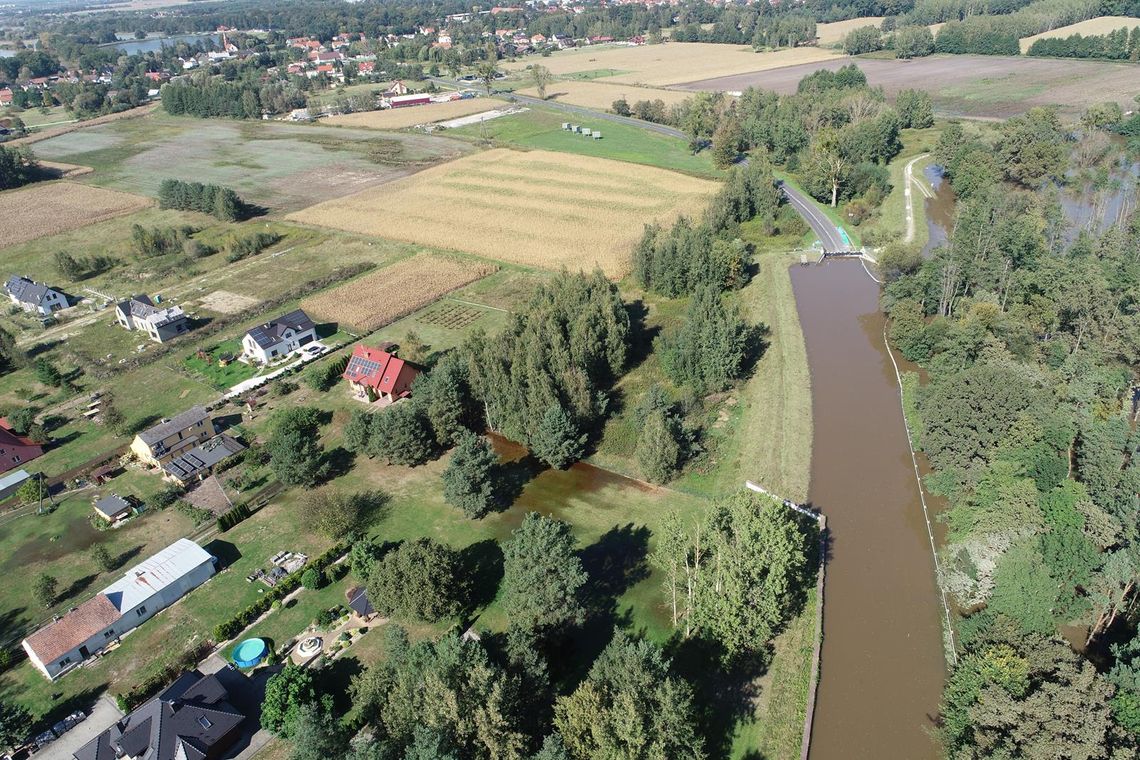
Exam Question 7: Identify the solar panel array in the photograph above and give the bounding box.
[346,356,382,379]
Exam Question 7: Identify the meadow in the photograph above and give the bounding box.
[445,106,719,177]
[325,98,508,130]
[29,114,472,212]
[501,42,841,87]
[288,148,718,277]
[516,80,694,110]
[301,254,498,330]
[1018,14,1140,52]
[0,182,150,246]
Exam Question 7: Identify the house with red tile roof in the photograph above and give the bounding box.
[0,417,43,475]
[342,344,421,404]
[22,539,215,680]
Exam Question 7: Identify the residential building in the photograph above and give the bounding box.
[241,309,316,364]
[23,539,216,680]
[162,434,246,486]
[342,344,420,404]
[130,405,216,467]
[115,295,192,343]
[73,669,245,760]
[5,275,66,316]
[0,469,29,501]
[0,418,44,474]
[92,493,133,523]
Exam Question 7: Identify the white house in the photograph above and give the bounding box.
[241,309,317,364]
[115,295,192,343]
[5,275,66,316]
[22,539,215,680]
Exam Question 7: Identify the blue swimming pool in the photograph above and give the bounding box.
[232,638,268,668]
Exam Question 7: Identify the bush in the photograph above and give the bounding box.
[217,504,252,532]
[301,567,324,590]
[225,231,281,263]
[303,354,349,392]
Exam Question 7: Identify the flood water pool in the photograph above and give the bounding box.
[792,260,946,760]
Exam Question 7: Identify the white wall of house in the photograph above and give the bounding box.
[243,326,317,364]
[24,559,215,680]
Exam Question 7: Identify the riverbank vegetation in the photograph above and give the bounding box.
[884,101,1140,757]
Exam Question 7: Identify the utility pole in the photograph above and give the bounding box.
[36,472,55,515]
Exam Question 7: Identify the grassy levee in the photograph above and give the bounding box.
[446,105,722,178]
[860,126,942,249]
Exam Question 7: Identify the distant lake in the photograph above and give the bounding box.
[0,49,15,58]
[111,33,221,55]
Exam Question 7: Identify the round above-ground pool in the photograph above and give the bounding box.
[232,638,268,668]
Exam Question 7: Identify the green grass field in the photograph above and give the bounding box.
[447,105,721,178]
[29,113,471,212]
[859,127,942,248]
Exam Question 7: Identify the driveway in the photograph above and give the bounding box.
[33,696,123,760]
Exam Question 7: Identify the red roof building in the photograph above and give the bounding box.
[342,345,421,404]
[0,418,43,475]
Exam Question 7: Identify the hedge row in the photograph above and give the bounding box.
[211,541,348,642]
[217,503,252,532]
[115,639,214,712]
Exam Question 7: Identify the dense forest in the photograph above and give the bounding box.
[884,106,1140,757]
[1027,24,1140,58]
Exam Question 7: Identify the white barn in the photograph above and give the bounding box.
[22,539,215,681]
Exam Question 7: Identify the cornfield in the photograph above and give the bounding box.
[0,182,151,247]
[301,254,496,330]
[287,149,718,277]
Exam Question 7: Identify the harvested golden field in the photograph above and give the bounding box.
[1019,15,1140,52]
[288,149,718,277]
[0,181,151,248]
[324,98,509,130]
[518,80,695,110]
[503,43,841,87]
[816,17,886,46]
[301,254,497,330]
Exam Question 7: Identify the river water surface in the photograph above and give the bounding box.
[793,260,945,760]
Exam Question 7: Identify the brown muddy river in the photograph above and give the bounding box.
[792,260,945,760]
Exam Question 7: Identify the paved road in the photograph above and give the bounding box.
[779,182,850,252]
[903,153,932,244]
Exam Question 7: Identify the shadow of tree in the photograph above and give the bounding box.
[112,544,144,571]
[458,539,504,614]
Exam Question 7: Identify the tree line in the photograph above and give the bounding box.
[883,108,1140,757]
[0,145,37,191]
[1028,25,1140,59]
[157,178,248,221]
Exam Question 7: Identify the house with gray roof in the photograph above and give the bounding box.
[5,275,66,316]
[163,434,246,486]
[23,539,215,680]
[72,669,245,760]
[115,294,192,343]
[130,405,216,467]
[241,309,316,365]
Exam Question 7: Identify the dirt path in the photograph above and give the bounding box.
[904,153,932,244]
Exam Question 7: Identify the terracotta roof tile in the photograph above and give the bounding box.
[25,595,121,665]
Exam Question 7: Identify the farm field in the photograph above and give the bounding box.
[676,53,1140,118]
[516,79,694,110]
[301,254,497,330]
[325,98,508,130]
[815,17,886,46]
[502,42,841,87]
[29,113,472,212]
[445,106,719,176]
[1019,15,1140,52]
[288,148,718,277]
[0,181,150,247]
